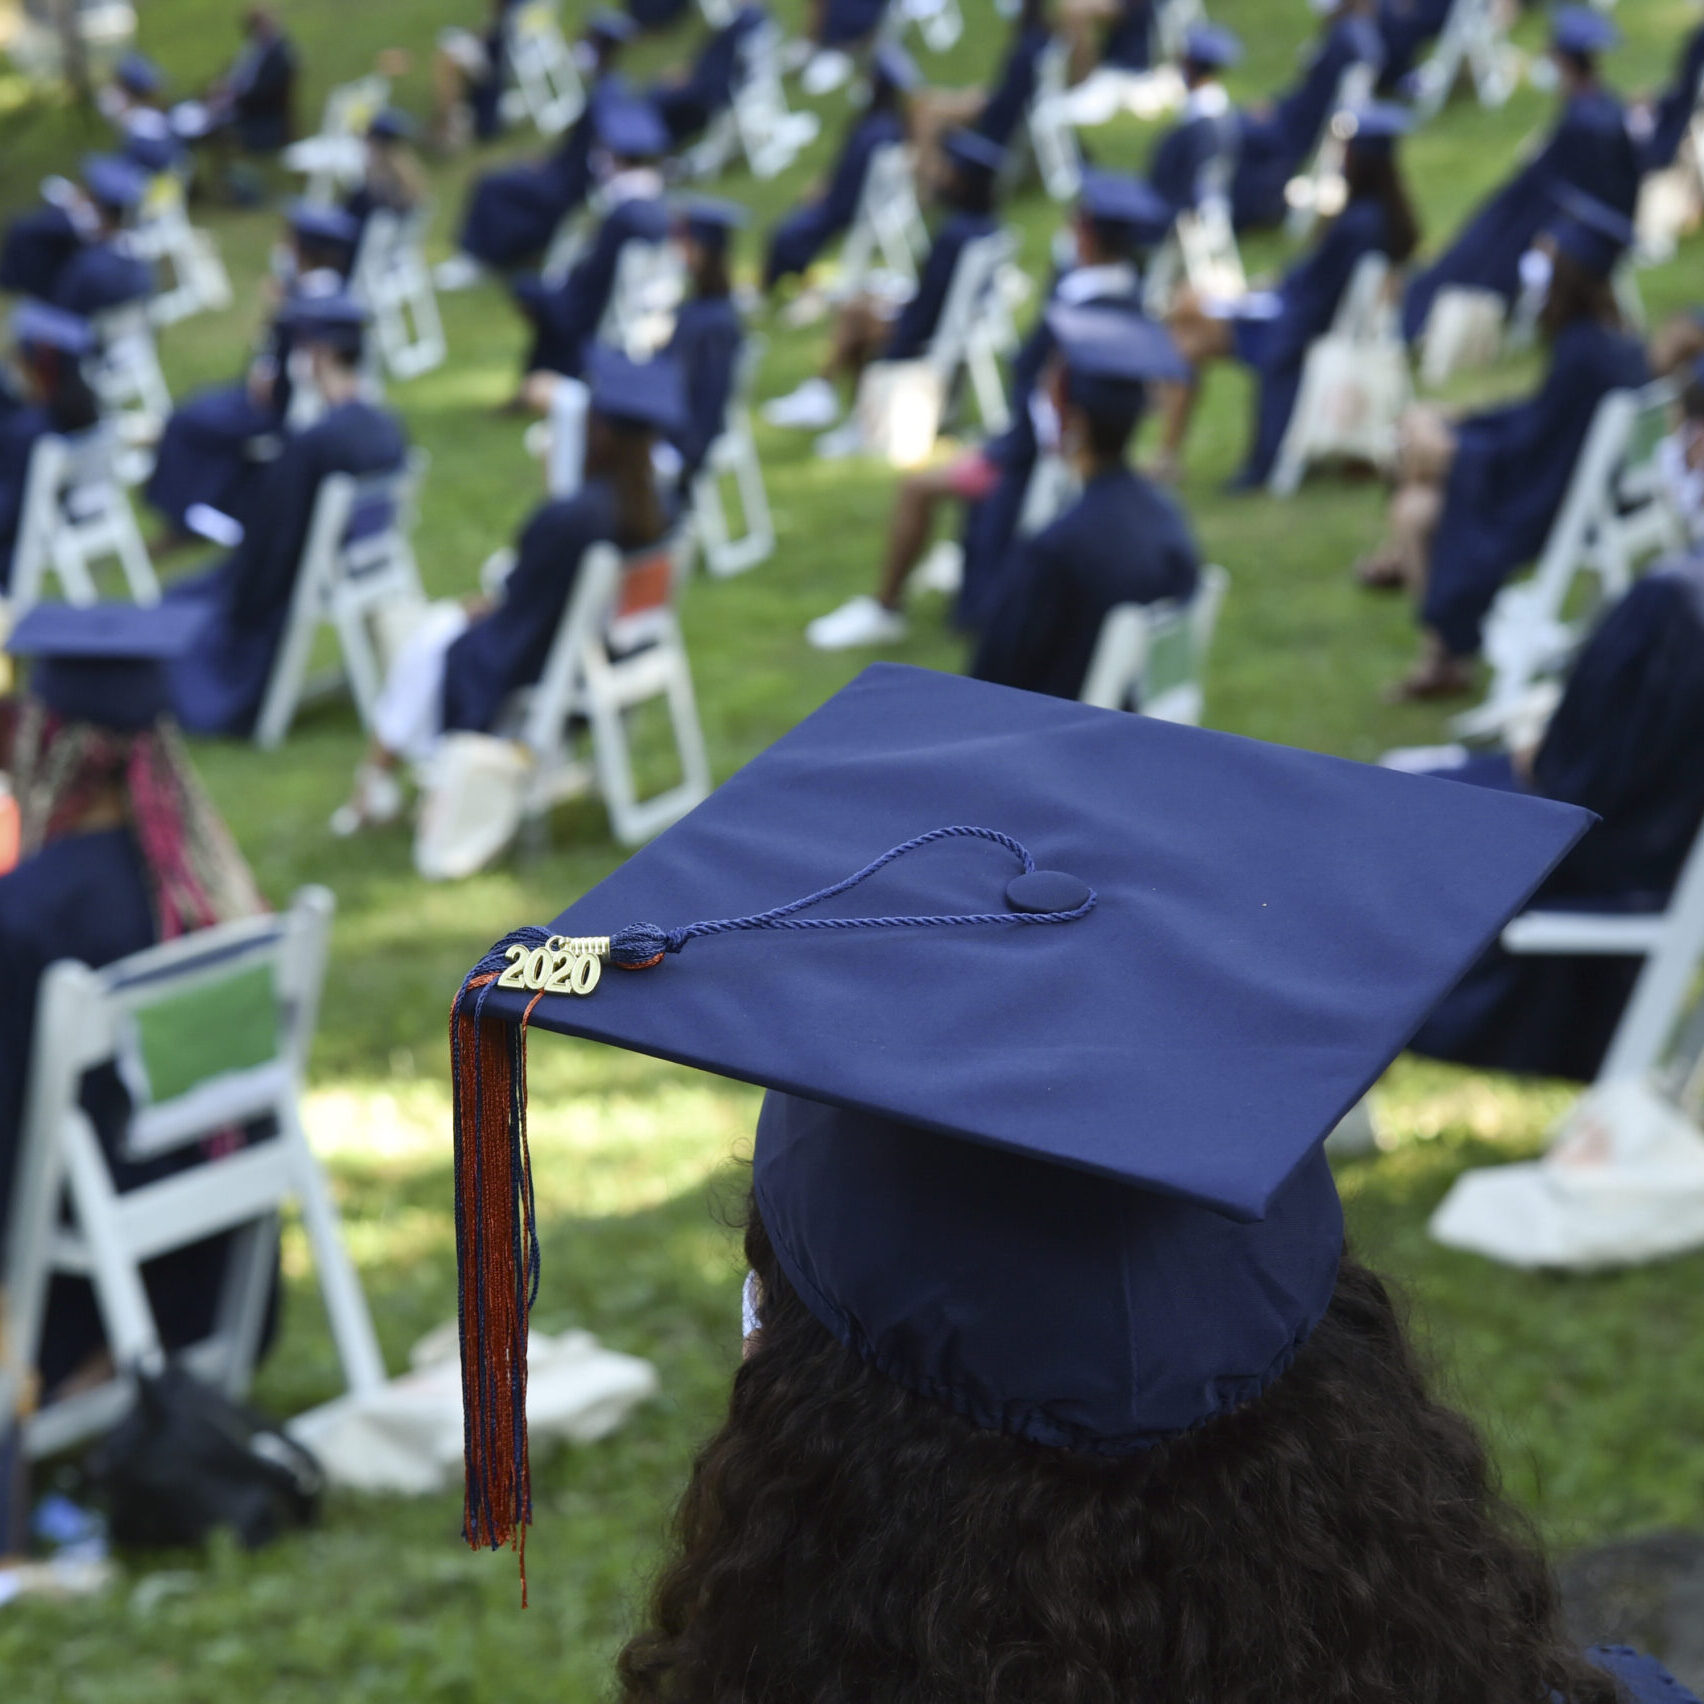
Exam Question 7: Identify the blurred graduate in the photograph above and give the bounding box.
[0,154,153,319]
[660,200,746,488]
[1147,23,1242,225]
[648,4,766,151]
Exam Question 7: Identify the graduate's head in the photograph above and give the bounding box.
[81,153,147,232]
[1048,305,1185,466]
[443,665,1601,1704]
[675,198,743,298]
[1072,169,1170,267]
[3,603,261,935]
[1537,186,1632,339]
[286,200,360,277]
[868,42,919,111]
[583,345,685,541]
[1340,105,1420,263]
[10,303,99,431]
[289,290,368,388]
[112,49,165,106]
[365,107,415,157]
[1549,4,1616,85]
[1179,21,1238,84]
[577,9,638,76]
[941,129,1004,215]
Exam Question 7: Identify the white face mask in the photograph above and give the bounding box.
[1518,246,1554,300]
[741,1269,762,1345]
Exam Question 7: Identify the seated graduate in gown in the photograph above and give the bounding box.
[1373,0,1453,95]
[509,82,670,394]
[144,206,361,545]
[1401,6,1639,345]
[445,661,1687,1704]
[1230,0,1384,232]
[1359,188,1649,700]
[0,305,102,597]
[0,154,153,320]
[330,346,684,833]
[761,127,1005,454]
[339,108,427,245]
[163,293,409,738]
[763,42,915,297]
[805,171,1161,652]
[432,0,523,148]
[0,602,269,1402]
[1633,14,1704,176]
[1146,23,1242,231]
[660,199,747,489]
[441,12,637,285]
[972,304,1199,700]
[1406,555,1704,1082]
[174,4,299,157]
[1162,102,1419,488]
[647,4,765,152]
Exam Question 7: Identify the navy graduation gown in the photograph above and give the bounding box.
[459,107,597,269]
[1236,197,1393,487]
[1402,87,1640,342]
[626,0,693,29]
[441,481,626,735]
[1375,0,1452,90]
[0,205,82,301]
[665,294,744,480]
[165,399,408,736]
[1411,565,1704,1081]
[885,210,1000,363]
[228,33,298,153]
[1641,23,1704,174]
[1423,317,1648,658]
[1588,1648,1704,1704]
[1232,14,1385,230]
[974,22,1051,150]
[1149,100,1241,217]
[52,240,153,317]
[0,828,248,1394]
[819,0,888,48]
[514,190,669,378]
[650,11,761,147]
[0,405,53,594]
[764,108,904,288]
[1101,0,1154,72]
[971,465,1200,699]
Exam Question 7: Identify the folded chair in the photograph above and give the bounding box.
[1079,563,1231,725]
[7,424,158,614]
[692,336,776,577]
[503,0,586,137]
[128,168,232,328]
[351,205,447,381]
[509,528,711,847]
[685,17,820,181]
[1453,378,1683,739]
[1,887,386,1461]
[89,300,172,484]
[1026,37,1083,202]
[252,449,430,749]
[832,143,928,302]
[1411,0,1516,121]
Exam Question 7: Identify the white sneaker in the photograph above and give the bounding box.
[914,540,964,596]
[801,50,852,96]
[806,596,908,651]
[762,377,840,430]
[329,763,405,837]
[813,417,865,460]
[433,253,485,292]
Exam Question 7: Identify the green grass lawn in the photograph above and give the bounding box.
[3,1,1704,1697]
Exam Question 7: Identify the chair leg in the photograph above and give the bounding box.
[208,1214,281,1399]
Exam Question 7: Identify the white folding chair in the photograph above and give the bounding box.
[1079,564,1230,723]
[832,143,928,302]
[351,205,447,381]
[252,450,430,749]
[89,300,172,484]
[889,0,964,55]
[597,236,687,359]
[1026,37,1083,202]
[1411,0,1516,121]
[1269,253,1411,497]
[503,0,586,137]
[692,335,776,577]
[926,228,1020,435]
[1,888,386,1461]
[7,425,159,613]
[1454,379,1684,738]
[1143,179,1246,316]
[1283,61,1378,242]
[281,73,389,205]
[128,169,232,328]
[509,529,712,847]
[686,18,820,181]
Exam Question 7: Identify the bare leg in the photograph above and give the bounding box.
[1157,299,1232,467]
[877,466,960,607]
[825,297,890,389]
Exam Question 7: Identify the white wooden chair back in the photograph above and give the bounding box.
[1027,36,1083,202]
[540,204,591,287]
[252,449,429,749]
[598,235,686,359]
[8,425,159,613]
[1079,563,1230,724]
[927,228,1019,434]
[1412,0,1515,120]
[1283,60,1377,242]
[1143,186,1245,317]
[1017,451,1078,536]
[1456,379,1684,738]
[89,299,171,481]
[351,204,447,381]
[129,168,232,327]
[282,73,389,203]
[504,0,586,137]
[692,334,775,577]
[1,887,385,1461]
[513,528,711,846]
[835,144,927,300]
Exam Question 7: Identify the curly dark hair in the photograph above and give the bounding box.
[616,1193,1621,1704]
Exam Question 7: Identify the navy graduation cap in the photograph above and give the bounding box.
[1550,3,1618,56]
[367,107,416,143]
[586,343,687,435]
[8,600,210,731]
[1077,168,1173,246]
[12,301,95,358]
[115,49,166,96]
[586,8,638,42]
[1546,184,1634,278]
[1341,101,1411,154]
[676,195,746,252]
[872,41,920,91]
[82,152,148,210]
[592,80,669,158]
[287,199,361,250]
[943,127,1005,177]
[448,663,1592,1579]
[1181,22,1240,69]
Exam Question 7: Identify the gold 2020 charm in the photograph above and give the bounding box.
[495,935,609,997]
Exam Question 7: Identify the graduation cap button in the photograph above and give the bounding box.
[1006,870,1093,914]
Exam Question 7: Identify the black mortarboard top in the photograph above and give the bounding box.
[1048,301,1187,421]
[871,41,920,92]
[1341,100,1411,154]
[587,7,639,42]
[82,152,148,210]
[448,663,1593,1567]
[1077,168,1173,246]
[677,195,747,252]
[367,107,416,142]
[12,302,95,359]
[1182,21,1240,68]
[586,343,687,435]
[116,50,165,96]
[7,601,210,732]
[943,127,1005,177]
[1551,3,1618,55]
[1547,183,1633,278]
[591,81,669,158]
[287,199,361,249]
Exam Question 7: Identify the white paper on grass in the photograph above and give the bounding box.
[1429,1080,1704,1271]
[287,1328,660,1495]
